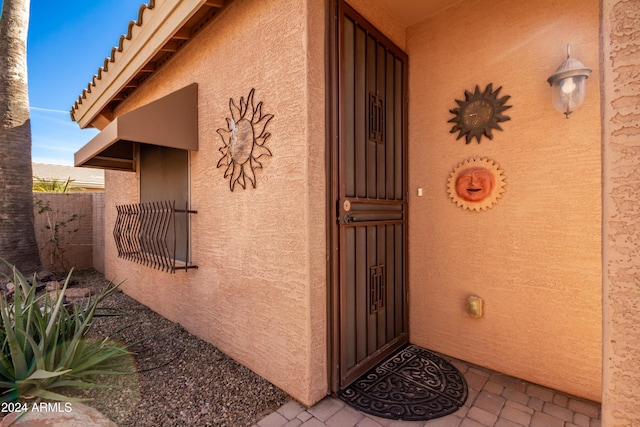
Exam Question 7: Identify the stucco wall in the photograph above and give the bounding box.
[103,0,327,406]
[406,0,602,401]
[602,0,640,424]
[33,192,99,273]
[92,192,104,273]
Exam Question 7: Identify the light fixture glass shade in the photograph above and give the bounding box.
[550,75,587,118]
[547,45,592,118]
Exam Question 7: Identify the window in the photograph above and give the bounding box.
[139,144,189,263]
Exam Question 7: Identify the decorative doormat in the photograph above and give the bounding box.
[338,345,468,421]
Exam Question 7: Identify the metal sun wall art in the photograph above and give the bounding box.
[448,84,512,144]
[447,158,506,212]
[217,89,273,191]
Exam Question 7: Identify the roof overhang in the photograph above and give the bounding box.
[70,0,227,129]
[74,83,198,171]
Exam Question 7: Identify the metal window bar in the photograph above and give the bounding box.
[113,200,198,273]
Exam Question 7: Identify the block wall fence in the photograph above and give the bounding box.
[32,192,104,274]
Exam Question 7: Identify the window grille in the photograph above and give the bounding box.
[113,200,197,273]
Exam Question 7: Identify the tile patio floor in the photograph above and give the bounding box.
[254,357,601,427]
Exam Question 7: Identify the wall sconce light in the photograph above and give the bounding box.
[547,45,592,118]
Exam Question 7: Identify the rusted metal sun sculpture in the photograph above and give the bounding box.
[448,84,512,144]
[217,89,273,191]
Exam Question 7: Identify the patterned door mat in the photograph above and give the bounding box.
[338,345,468,421]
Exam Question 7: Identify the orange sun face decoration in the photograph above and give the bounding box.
[217,89,273,191]
[447,158,506,211]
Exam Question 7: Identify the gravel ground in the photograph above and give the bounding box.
[63,269,290,426]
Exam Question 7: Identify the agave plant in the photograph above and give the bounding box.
[0,262,131,402]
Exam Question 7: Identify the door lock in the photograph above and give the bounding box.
[343,213,359,224]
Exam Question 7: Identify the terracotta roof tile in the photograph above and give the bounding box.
[69,1,156,122]
[69,1,228,128]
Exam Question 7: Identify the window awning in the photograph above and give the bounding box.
[74,83,198,171]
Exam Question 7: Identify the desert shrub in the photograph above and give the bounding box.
[0,262,130,402]
[33,177,85,273]
[32,177,82,193]
[34,198,82,273]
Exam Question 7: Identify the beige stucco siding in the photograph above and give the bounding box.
[406,0,602,401]
[95,0,608,407]
[104,0,327,406]
[602,0,640,423]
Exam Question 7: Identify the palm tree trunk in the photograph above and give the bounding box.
[0,0,41,274]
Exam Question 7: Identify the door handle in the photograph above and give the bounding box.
[343,213,357,224]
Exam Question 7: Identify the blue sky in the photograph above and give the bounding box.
[26,0,143,165]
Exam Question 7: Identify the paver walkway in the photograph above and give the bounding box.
[254,358,601,427]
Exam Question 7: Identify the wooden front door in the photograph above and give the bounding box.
[335,1,408,388]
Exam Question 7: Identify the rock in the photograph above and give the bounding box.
[65,288,94,300]
[48,287,94,301]
[0,402,118,426]
[45,281,61,291]
[5,282,15,297]
[36,269,55,282]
